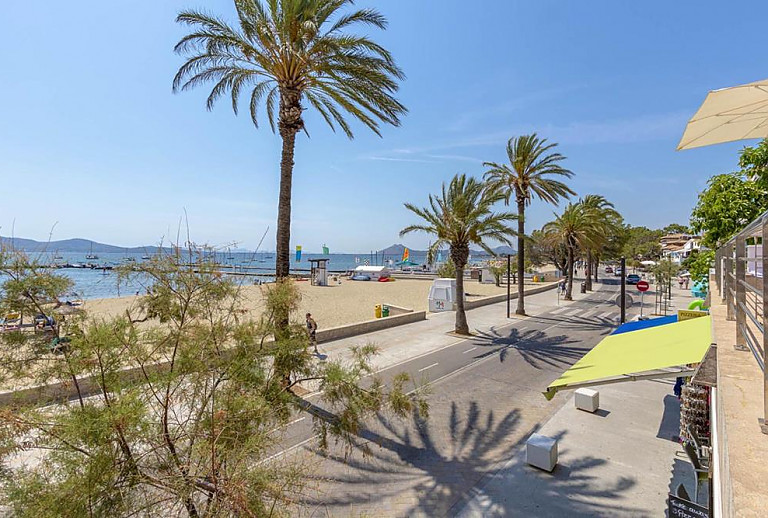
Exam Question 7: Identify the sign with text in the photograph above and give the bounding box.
[668,494,709,518]
[636,280,649,292]
[678,310,708,322]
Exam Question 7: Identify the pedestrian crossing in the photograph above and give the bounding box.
[547,304,617,322]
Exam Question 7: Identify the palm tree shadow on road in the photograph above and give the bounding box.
[296,401,640,517]
[470,327,587,370]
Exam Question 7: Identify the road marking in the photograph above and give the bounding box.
[564,309,582,316]
[599,311,614,319]
[551,307,568,314]
[462,347,478,354]
[418,362,439,372]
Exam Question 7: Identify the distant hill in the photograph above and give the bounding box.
[0,237,172,254]
[380,243,515,257]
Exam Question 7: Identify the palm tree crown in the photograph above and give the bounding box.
[173,0,406,137]
[401,174,517,334]
[483,134,575,207]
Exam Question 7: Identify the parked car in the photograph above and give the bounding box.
[614,268,623,277]
[605,266,613,274]
[626,274,641,284]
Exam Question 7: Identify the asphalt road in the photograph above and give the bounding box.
[268,277,647,516]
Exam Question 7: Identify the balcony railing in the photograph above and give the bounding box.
[715,211,768,433]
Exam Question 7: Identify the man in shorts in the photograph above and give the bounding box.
[306,313,319,354]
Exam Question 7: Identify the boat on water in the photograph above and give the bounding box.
[122,257,136,263]
[141,255,151,260]
[85,241,98,260]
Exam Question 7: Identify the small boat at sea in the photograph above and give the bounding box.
[86,241,98,260]
[122,257,136,263]
[142,255,151,260]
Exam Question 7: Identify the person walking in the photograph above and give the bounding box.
[306,313,319,355]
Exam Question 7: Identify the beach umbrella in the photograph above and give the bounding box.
[678,78,768,150]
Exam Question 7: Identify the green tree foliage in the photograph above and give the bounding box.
[436,257,456,279]
[526,229,567,273]
[483,134,574,315]
[401,174,517,334]
[690,173,768,248]
[578,195,622,290]
[0,246,426,516]
[174,0,407,280]
[662,223,691,235]
[681,249,714,288]
[739,138,768,188]
[621,226,663,260]
[542,203,604,300]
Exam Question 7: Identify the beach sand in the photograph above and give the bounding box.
[85,277,539,329]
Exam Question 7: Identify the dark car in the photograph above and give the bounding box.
[605,266,613,274]
[626,274,641,285]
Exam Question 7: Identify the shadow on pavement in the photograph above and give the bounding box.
[471,327,587,370]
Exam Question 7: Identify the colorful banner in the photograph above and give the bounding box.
[295,245,302,262]
[402,247,410,262]
[322,244,329,255]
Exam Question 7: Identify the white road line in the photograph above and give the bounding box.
[564,309,582,316]
[418,362,439,372]
[551,307,569,314]
[462,347,478,354]
[600,311,615,319]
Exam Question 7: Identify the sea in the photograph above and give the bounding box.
[1,250,434,300]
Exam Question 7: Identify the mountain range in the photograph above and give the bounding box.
[0,237,516,256]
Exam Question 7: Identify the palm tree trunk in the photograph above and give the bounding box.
[452,244,470,335]
[516,199,526,315]
[593,253,600,283]
[565,245,575,300]
[585,250,593,291]
[275,129,296,280]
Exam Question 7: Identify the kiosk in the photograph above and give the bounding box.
[309,258,329,286]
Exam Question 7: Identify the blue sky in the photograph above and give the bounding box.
[0,0,765,252]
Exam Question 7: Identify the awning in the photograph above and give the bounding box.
[544,316,712,400]
[611,315,677,335]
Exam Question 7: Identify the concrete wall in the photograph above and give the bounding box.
[316,310,426,343]
[463,282,557,311]
[383,304,413,316]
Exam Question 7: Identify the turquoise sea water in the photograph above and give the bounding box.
[2,250,432,299]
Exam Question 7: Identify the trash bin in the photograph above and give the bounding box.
[382,305,390,317]
[580,282,587,294]
[375,304,382,318]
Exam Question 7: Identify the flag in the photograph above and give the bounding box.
[322,244,329,255]
[355,256,360,264]
[402,247,410,261]
[437,251,442,263]
[295,245,302,262]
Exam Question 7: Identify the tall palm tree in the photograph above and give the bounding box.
[542,203,602,300]
[174,0,406,279]
[579,194,621,291]
[401,174,517,335]
[484,134,574,315]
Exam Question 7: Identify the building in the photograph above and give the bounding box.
[660,233,701,264]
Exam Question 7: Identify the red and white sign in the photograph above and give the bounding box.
[636,280,650,292]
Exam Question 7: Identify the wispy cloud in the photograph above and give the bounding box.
[364,155,437,163]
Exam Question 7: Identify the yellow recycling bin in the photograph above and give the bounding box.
[375,304,382,318]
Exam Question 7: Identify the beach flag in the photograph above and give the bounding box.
[402,247,410,262]
[355,256,360,264]
[295,245,302,262]
[322,244,329,255]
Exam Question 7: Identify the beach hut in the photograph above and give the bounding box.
[352,265,391,281]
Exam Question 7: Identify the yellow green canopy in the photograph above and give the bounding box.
[544,316,712,400]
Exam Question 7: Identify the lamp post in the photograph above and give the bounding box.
[620,256,627,323]
[506,254,511,318]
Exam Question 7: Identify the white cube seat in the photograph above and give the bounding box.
[574,388,599,413]
[526,433,558,472]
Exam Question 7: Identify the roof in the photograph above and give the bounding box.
[545,315,711,399]
[611,315,677,335]
[354,265,390,272]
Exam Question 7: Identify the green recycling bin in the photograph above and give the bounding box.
[382,305,390,317]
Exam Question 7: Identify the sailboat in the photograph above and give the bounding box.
[85,241,98,260]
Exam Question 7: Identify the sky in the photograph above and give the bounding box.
[0,0,765,252]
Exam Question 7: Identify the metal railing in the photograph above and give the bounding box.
[715,211,768,433]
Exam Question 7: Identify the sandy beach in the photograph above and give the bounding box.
[85,277,544,329]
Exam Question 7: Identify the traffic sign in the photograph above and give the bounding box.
[615,294,633,309]
[636,280,650,292]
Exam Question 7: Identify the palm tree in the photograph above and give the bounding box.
[484,134,574,315]
[578,195,621,291]
[174,0,406,279]
[401,174,517,335]
[542,203,602,300]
